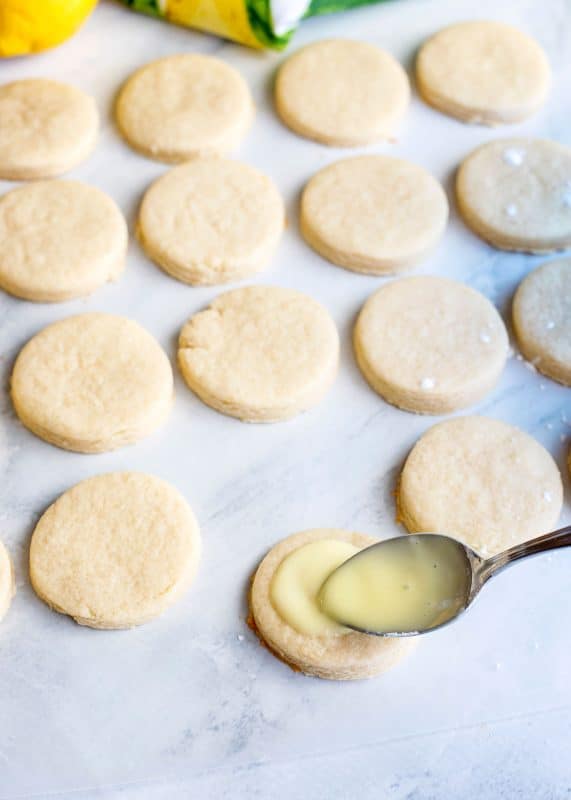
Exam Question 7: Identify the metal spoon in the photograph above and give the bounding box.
[319,525,571,637]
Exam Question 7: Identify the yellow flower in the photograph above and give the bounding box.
[0,0,98,57]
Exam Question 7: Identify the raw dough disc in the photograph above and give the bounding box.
[398,416,563,556]
[11,313,173,453]
[30,472,200,629]
[512,259,571,386]
[416,21,550,125]
[116,54,253,162]
[275,38,410,146]
[301,156,448,274]
[177,286,339,422]
[138,157,284,286]
[354,276,509,413]
[456,138,571,253]
[250,528,417,680]
[0,181,127,302]
[0,79,98,180]
[0,541,15,623]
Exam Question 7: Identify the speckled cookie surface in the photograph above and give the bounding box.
[456,138,571,252]
[250,528,417,680]
[0,79,98,180]
[301,156,448,274]
[178,286,339,422]
[30,472,200,629]
[354,276,509,413]
[416,21,550,125]
[11,313,173,453]
[513,259,571,386]
[0,181,127,302]
[138,157,284,286]
[116,54,253,162]
[398,416,563,556]
[275,38,410,146]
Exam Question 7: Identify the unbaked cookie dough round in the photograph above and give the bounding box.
[11,313,173,453]
[456,138,571,253]
[138,157,284,286]
[116,54,253,162]
[0,181,128,302]
[0,79,98,180]
[250,528,417,680]
[398,416,563,556]
[354,276,509,413]
[30,472,200,629]
[275,38,410,146]
[416,21,550,125]
[301,156,448,274]
[0,541,15,624]
[178,286,339,422]
[512,259,571,386]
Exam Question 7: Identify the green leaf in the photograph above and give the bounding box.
[308,0,390,16]
[119,0,162,18]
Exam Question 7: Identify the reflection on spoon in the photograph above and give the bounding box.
[319,526,571,637]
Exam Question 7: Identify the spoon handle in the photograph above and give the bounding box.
[477,524,571,585]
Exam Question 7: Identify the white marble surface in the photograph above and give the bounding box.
[1,0,570,797]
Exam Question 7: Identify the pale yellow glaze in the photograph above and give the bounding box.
[270,539,358,636]
[320,535,471,634]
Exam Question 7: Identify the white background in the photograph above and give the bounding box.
[0,0,570,797]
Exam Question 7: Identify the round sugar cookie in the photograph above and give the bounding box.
[178,286,339,422]
[275,39,410,146]
[0,541,15,624]
[416,21,550,125]
[116,54,253,163]
[30,472,200,629]
[0,79,98,180]
[354,276,509,413]
[0,181,127,302]
[398,416,563,556]
[138,158,284,286]
[512,259,571,386]
[11,313,173,453]
[456,138,571,253]
[250,528,417,680]
[301,156,448,274]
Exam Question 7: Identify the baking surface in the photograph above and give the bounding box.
[0,0,570,797]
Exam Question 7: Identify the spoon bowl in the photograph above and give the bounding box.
[319,525,571,637]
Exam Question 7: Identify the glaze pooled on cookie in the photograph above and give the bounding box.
[250,529,417,680]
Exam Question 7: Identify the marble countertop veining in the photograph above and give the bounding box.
[0,0,570,798]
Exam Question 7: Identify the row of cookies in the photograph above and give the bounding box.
[2,141,571,300]
[7,261,569,460]
[0,19,541,181]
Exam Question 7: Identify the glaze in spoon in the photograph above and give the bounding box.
[319,525,571,637]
